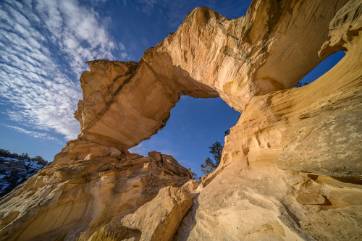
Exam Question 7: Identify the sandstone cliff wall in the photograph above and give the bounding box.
[1,0,361,240]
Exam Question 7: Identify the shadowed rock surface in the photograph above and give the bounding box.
[0,150,47,197]
[1,0,362,240]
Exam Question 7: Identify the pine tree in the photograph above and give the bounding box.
[200,142,223,175]
[209,141,223,164]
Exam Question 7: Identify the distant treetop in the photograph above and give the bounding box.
[0,148,47,165]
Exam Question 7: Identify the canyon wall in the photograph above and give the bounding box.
[1,0,361,240]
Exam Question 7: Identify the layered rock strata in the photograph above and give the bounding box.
[176,1,362,240]
[0,144,192,241]
[74,0,348,149]
[1,0,362,240]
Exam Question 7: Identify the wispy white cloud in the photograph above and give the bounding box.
[129,142,146,155]
[0,0,127,140]
[3,124,62,143]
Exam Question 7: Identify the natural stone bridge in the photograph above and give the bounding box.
[0,0,361,240]
[74,1,347,150]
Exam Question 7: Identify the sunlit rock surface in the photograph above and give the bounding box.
[0,145,191,241]
[176,1,362,240]
[74,0,348,149]
[1,0,362,240]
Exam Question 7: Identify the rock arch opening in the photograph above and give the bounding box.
[295,51,345,87]
[130,96,240,177]
[74,2,351,152]
[2,0,362,240]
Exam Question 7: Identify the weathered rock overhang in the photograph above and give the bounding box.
[1,1,362,241]
[75,0,349,150]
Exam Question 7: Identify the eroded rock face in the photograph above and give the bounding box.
[0,145,191,241]
[175,1,362,240]
[120,186,193,241]
[1,0,362,240]
[75,0,348,149]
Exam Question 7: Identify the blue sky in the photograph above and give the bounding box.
[0,0,343,175]
[131,97,240,176]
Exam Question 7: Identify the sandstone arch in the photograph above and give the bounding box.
[74,0,348,150]
[1,0,362,240]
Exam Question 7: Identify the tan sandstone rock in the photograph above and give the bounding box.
[75,0,348,150]
[0,148,191,241]
[175,1,362,240]
[1,0,362,241]
[120,186,192,241]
